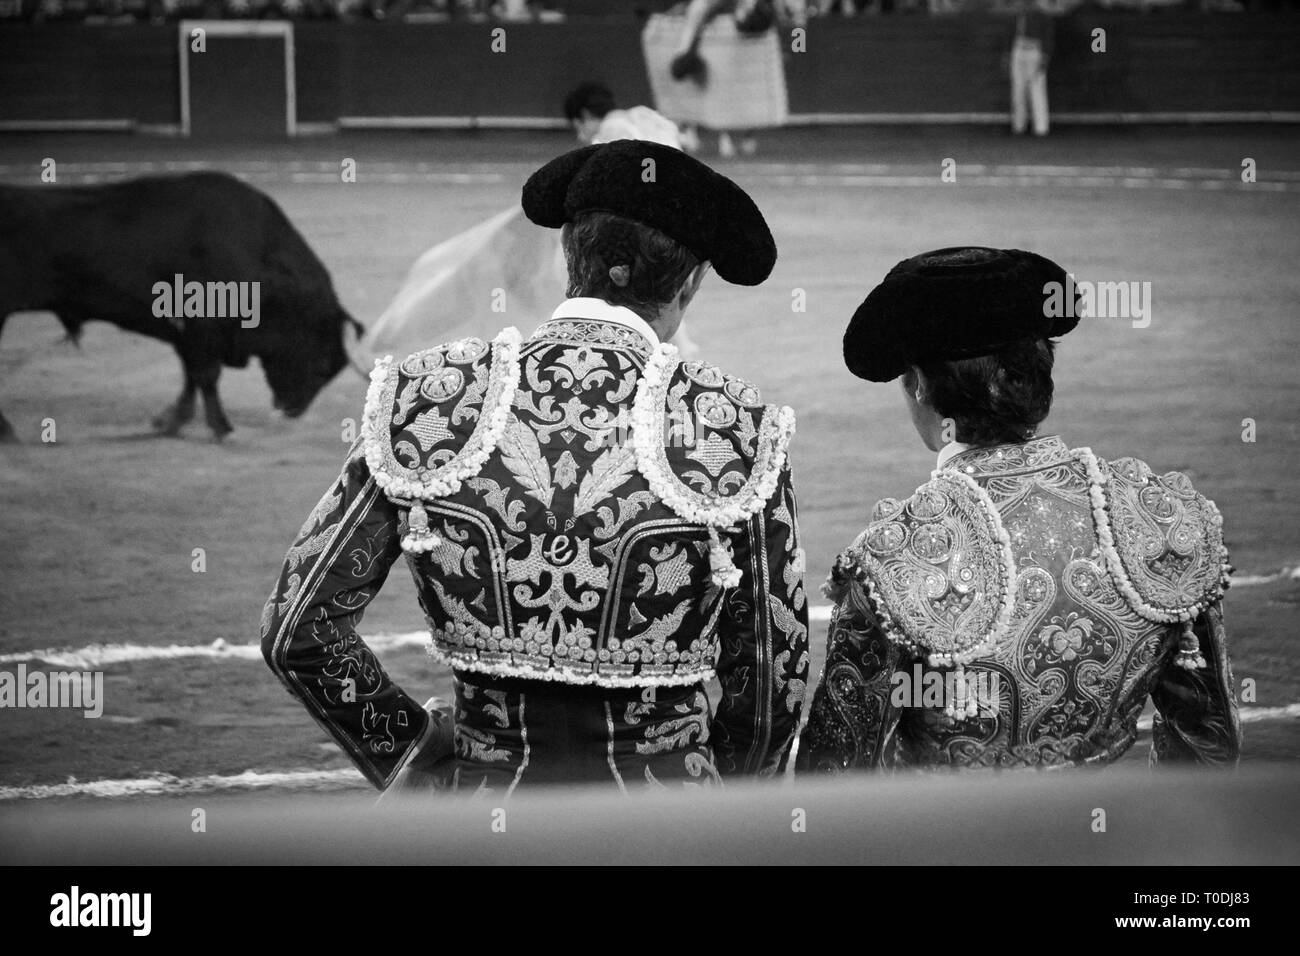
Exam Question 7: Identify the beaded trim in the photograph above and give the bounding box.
[362,327,522,503]
[933,467,1019,667]
[427,643,717,689]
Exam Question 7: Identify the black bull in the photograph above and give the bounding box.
[0,171,362,440]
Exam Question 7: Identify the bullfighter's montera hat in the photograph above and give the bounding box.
[843,246,1081,383]
[521,139,777,286]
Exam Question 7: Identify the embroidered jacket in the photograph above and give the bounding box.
[262,301,809,788]
[798,435,1241,772]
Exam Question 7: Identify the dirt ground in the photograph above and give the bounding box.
[1,126,1297,792]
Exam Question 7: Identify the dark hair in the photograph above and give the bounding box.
[561,211,701,319]
[915,338,1056,446]
[563,82,616,123]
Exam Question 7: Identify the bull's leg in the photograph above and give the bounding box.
[151,371,198,436]
[191,359,233,440]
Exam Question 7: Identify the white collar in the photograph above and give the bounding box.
[549,298,660,348]
[936,441,971,471]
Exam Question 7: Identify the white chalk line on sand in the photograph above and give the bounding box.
[2,704,1296,802]
[0,769,366,801]
[1,566,1294,670]
[0,632,430,670]
[1230,565,1300,586]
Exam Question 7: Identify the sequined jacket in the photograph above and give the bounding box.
[798,436,1241,772]
[262,307,809,789]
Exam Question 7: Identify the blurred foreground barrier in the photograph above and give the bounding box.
[2,765,1296,865]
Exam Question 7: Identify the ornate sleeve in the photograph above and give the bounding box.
[710,465,810,776]
[260,440,432,790]
[797,554,905,772]
[1149,602,1243,766]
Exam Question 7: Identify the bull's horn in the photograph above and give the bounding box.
[342,312,371,380]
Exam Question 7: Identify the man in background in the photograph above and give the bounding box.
[362,81,702,361]
[1007,0,1054,137]
[564,80,691,150]
[659,0,805,158]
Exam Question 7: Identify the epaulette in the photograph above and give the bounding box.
[839,470,1016,669]
[361,327,522,551]
[631,345,795,587]
[1081,450,1231,667]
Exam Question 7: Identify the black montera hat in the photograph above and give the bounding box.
[522,139,777,286]
[843,246,1080,382]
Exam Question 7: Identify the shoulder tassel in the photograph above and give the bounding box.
[1175,618,1207,670]
[707,526,742,588]
[401,500,442,554]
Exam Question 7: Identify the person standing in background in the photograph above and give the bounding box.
[564,81,684,150]
[1007,0,1054,137]
[361,82,701,362]
[651,0,805,158]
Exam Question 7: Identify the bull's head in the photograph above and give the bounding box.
[259,309,365,419]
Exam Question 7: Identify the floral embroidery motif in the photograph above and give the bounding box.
[554,346,613,388]
[685,432,740,479]
[572,444,638,517]
[361,701,396,755]
[422,521,481,579]
[694,391,737,429]
[498,413,555,508]
[420,366,465,403]
[407,408,453,454]
[507,533,608,637]
[638,543,693,597]
[681,360,726,388]
[456,724,512,764]
[774,646,808,713]
[1033,612,1113,666]
[631,696,710,755]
